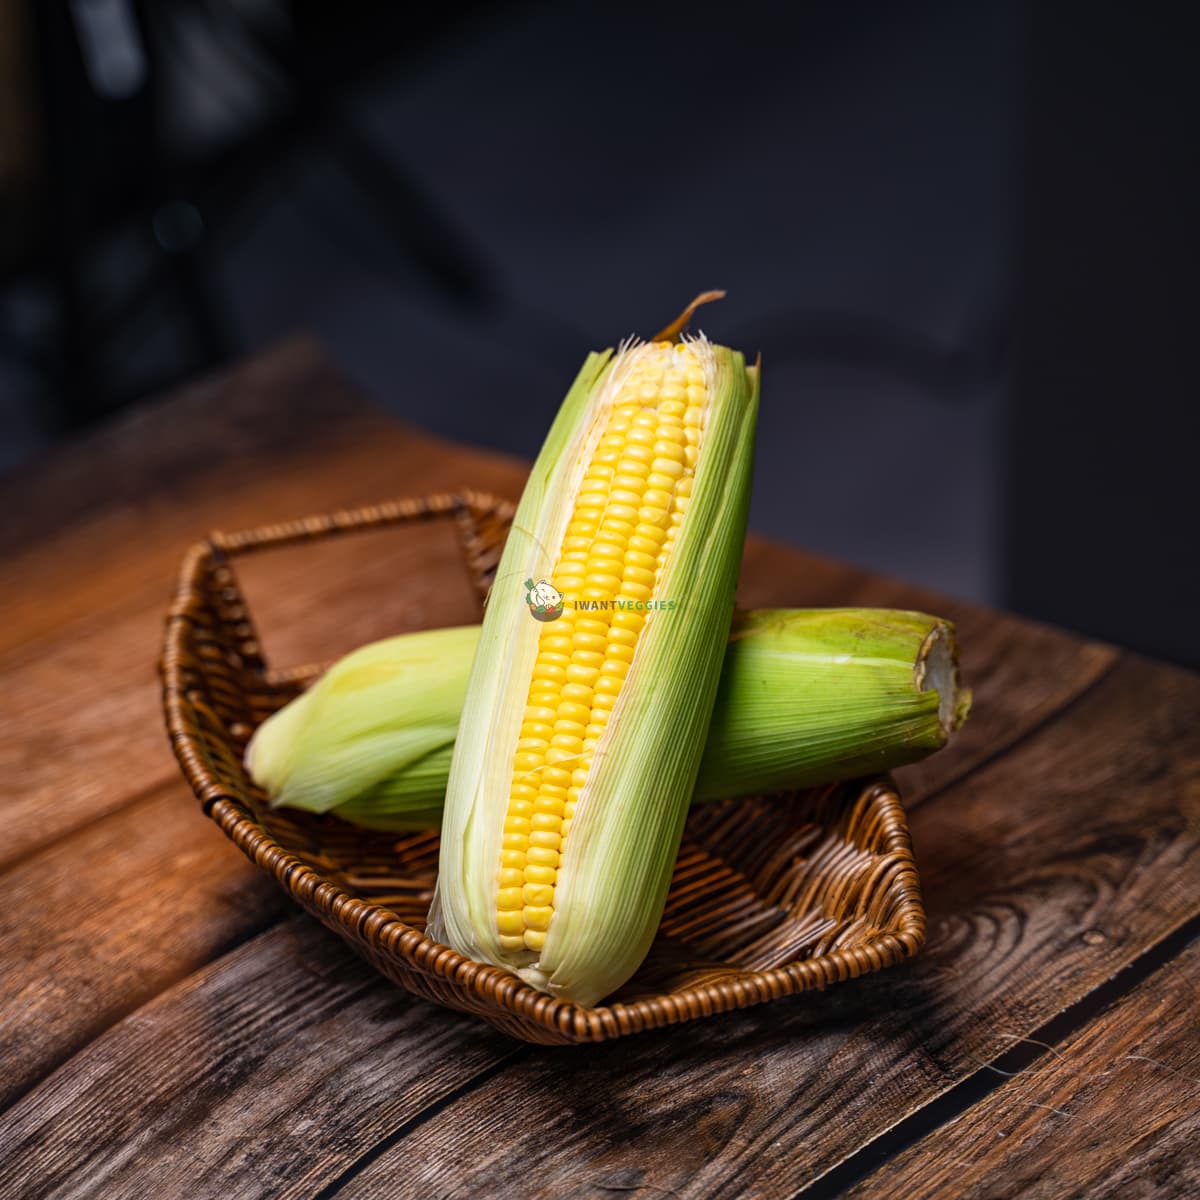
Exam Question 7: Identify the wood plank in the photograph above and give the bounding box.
[0,338,352,559]
[0,339,530,664]
[0,917,521,1200]
[847,939,1200,1200]
[323,654,1200,1200]
[0,340,379,653]
[0,521,490,1103]
[0,786,287,1112]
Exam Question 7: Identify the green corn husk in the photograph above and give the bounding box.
[246,624,474,829]
[246,608,970,830]
[428,337,759,1004]
[695,607,970,799]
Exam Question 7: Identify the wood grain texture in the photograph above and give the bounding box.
[0,338,363,560]
[847,939,1200,1200]
[0,918,521,1200]
[0,787,287,1112]
[329,655,1200,1200]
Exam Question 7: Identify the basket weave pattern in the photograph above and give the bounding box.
[162,492,925,1044]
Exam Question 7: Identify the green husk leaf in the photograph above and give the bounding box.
[244,625,474,814]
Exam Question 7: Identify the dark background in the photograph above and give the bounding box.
[1,0,1195,665]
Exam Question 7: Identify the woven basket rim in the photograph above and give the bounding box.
[161,490,927,1042]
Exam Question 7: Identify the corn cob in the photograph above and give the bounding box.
[424,334,758,1004]
[247,607,970,829]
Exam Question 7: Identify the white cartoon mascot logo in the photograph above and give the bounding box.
[524,577,564,622]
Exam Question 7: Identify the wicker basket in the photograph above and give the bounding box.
[162,491,926,1044]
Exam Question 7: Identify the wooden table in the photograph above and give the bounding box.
[2,341,1197,1199]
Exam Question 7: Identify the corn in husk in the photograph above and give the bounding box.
[247,608,970,830]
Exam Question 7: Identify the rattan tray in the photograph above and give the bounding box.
[162,491,926,1044]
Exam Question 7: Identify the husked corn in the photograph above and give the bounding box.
[428,331,759,1005]
[495,342,710,954]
